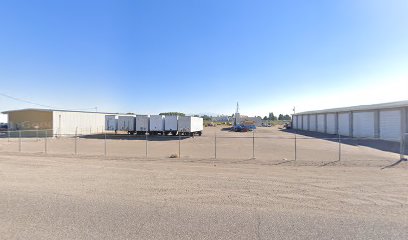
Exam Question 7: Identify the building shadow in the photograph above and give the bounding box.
[281,129,405,155]
[79,134,192,142]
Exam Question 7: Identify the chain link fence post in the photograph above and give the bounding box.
[338,134,341,161]
[45,130,48,154]
[145,133,148,159]
[400,134,406,160]
[18,130,22,152]
[178,132,181,158]
[104,132,107,157]
[294,131,297,161]
[75,127,78,155]
[7,130,10,142]
[214,132,217,160]
[252,131,255,159]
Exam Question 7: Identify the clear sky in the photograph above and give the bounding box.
[1,0,407,123]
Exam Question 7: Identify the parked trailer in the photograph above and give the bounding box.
[135,115,149,135]
[105,115,117,131]
[117,116,135,134]
[178,116,203,136]
[164,115,178,135]
[149,115,164,135]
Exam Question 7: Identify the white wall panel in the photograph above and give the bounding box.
[309,114,317,132]
[353,112,375,138]
[338,113,350,136]
[293,116,298,129]
[298,115,303,130]
[53,111,107,135]
[326,113,336,134]
[302,115,308,130]
[380,110,401,141]
[317,114,325,133]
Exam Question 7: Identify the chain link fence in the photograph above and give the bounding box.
[0,129,406,164]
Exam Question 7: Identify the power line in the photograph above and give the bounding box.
[0,92,54,108]
[0,92,98,112]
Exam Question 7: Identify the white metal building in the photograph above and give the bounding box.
[2,108,129,136]
[293,100,408,142]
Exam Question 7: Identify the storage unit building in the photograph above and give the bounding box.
[292,115,298,129]
[338,112,350,136]
[309,114,317,132]
[2,108,128,136]
[317,114,325,133]
[326,113,337,134]
[379,110,401,141]
[353,111,375,138]
[293,100,408,142]
[302,115,308,131]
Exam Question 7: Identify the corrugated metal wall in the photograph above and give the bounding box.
[353,112,375,138]
[53,111,106,135]
[338,113,350,136]
[379,110,401,141]
[294,105,407,142]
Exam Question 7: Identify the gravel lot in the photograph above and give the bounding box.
[1,126,407,239]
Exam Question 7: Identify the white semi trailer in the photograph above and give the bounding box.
[149,115,164,135]
[178,116,203,136]
[118,116,135,134]
[135,115,149,135]
[105,115,117,131]
[164,115,178,135]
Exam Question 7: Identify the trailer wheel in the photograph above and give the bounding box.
[198,131,202,136]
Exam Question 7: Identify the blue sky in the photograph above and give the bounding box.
[1,0,407,122]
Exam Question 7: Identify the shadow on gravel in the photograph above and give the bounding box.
[79,134,192,142]
[281,129,403,155]
[381,158,407,170]
[270,159,295,166]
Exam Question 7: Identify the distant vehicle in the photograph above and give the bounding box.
[233,124,255,132]
[0,123,8,131]
[284,122,292,129]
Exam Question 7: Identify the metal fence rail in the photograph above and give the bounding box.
[0,129,406,162]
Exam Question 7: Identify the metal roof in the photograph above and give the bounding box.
[295,100,408,115]
[1,108,129,115]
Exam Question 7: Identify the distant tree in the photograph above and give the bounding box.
[193,115,199,117]
[268,112,277,121]
[278,114,284,120]
[202,115,212,121]
[283,114,292,120]
[159,112,185,116]
[263,116,268,120]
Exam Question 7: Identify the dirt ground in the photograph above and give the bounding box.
[1,126,407,239]
[0,126,404,166]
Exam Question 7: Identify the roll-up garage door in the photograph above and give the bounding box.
[353,112,375,138]
[317,114,325,133]
[380,110,401,141]
[309,115,317,132]
[338,113,350,136]
[302,115,308,131]
[326,113,336,134]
